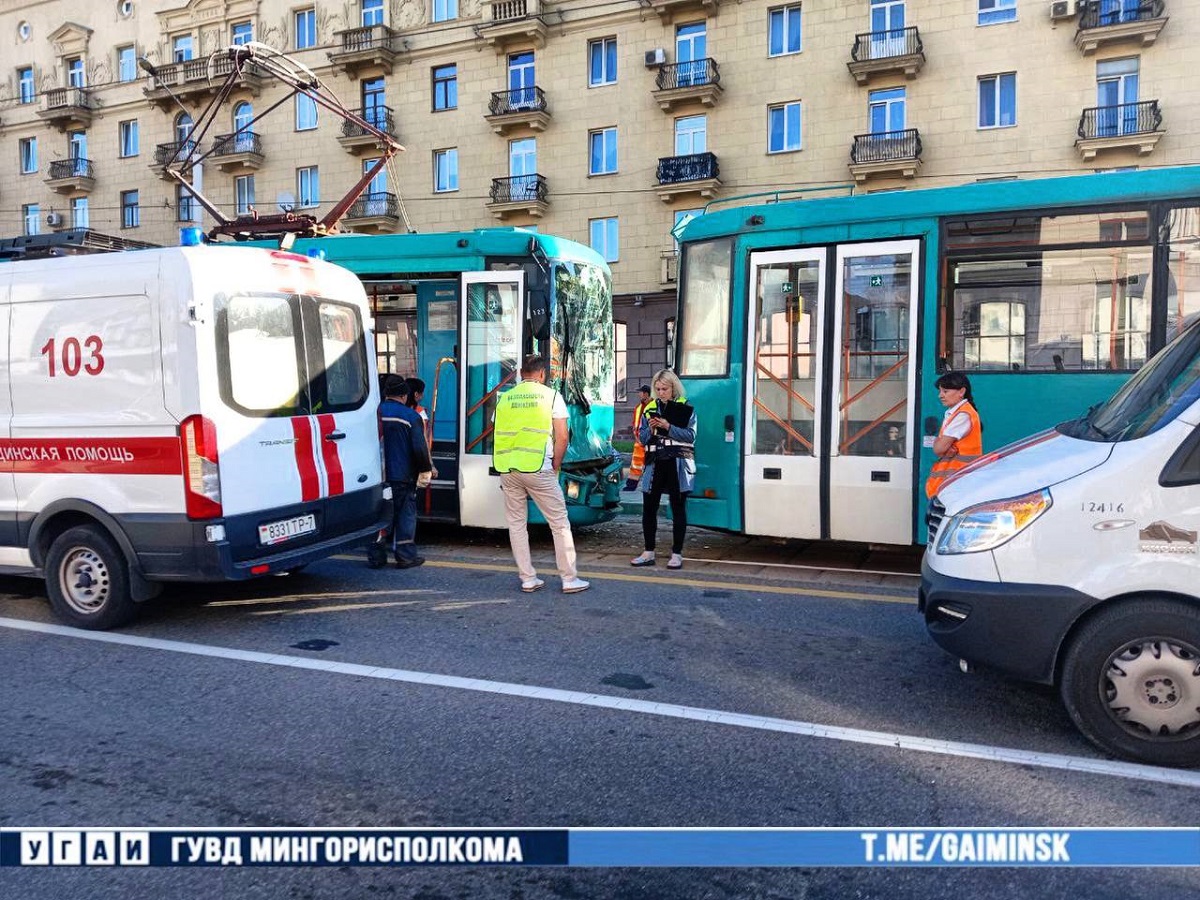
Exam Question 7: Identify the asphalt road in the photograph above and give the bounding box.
[0,527,1195,899]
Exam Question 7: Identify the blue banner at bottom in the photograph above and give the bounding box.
[1,828,1196,868]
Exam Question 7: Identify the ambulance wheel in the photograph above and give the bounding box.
[45,525,137,630]
[1059,599,1200,768]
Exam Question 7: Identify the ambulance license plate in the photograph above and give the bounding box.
[258,514,317,546]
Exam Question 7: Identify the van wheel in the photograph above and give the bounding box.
[45,525,137,630]
[1060,599,1200,768]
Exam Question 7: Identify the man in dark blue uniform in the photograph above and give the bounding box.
[371,375,433,569]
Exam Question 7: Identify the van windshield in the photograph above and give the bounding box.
[1059,320,1200,442]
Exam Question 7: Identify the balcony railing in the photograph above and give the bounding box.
[1078,0,1164,30]
[341,106,396,139]
[38,87,95,128]
[48,158,94,180]
[337,24,397,53]
[490,174,547,204]
[486,0,538,22]
[1077,100,1161,139]
[154,139,200,168]
[329,24,403,74]
[212,131,262,157]
[657,152,720,185]
[850,129,922,164]
[655,59,720,90]
[489,86,547,116]
[851,26,923,61]
[347,192,399,220]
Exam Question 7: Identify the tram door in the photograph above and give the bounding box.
[459,271,524,528]
[744,241,919,543]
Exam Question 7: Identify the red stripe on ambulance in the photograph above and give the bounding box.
[0,438,183,475]
[290,417,321,501]
[317,414,345,496]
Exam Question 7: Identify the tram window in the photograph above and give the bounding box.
[948,246,1153,372]
[945,210,1150,249]
[1167,206,1200,341]
[678,238,733,376]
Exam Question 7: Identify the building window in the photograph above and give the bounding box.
[432,64,457,111]
[231,21,253,45]
[66,56,85,88]
[434,148,458,192]
[768,4,803,57]
[362,0,383,27]
[18,66,34,104]
[978,0,1016,25]
[177,185,198,222]
[666,317,677,370]
[1096,57,1140,136]
[614,322,627,403]
[121,190,140,228]
[296,93,318,130]
[963,301,1025,370]
[433,0,457,22]
[589,127,617,175]
[508,51,536,108]
[235,175,255,215]
[72,197,89,229]
[19,137,37,174]
[868,86,906,133]
[119,119,139,157]
[674,115,707,155]
[23,203,40,236]
[589,37,617,87]
[173,35,193,63]
[768,101,802,152]
[117,46,137,82]
[978,73,1016,128]
[590,217,619,263]
[297,166,319,209]
[295,8,316,49]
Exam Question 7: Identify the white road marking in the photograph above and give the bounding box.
[2,615,1197,789]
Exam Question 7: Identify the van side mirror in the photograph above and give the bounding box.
[923,415,939,436]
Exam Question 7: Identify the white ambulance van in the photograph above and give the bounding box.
[0,244,386,629]
[921,318,1200,767]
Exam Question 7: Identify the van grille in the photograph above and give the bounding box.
[926,497,945,545]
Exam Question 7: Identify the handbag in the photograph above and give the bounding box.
[416,471,433,489]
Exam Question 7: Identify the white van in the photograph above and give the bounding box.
[0,244,386,629]
[921,319,1200,767]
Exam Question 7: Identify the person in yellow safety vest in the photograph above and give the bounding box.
[493,354,590,595]
[625,385,653,491]
[926,371,984,500]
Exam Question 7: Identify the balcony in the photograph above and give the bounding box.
[343,192,401,233]
[152,140,202,179]
[486,174,549,219]
[337,106,398,153]
[847,27,925,84]
[1075,1,1167,54]
[328,24,404,76]
[656,152,721,203]
[1075,100,1164,160]
[144,56,263,109]
[645,0,720,23]
[652,59,723,113]
[848,129,922,182]
[478,0,547,53]
[45,157,95,194]
[37,87,94,131]
[210,131,264,172]
[486,87,550,135]
[660,249,679,287]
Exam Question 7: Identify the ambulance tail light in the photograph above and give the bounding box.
[180,415,223,519]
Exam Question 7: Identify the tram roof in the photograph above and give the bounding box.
[257,228,608,273]
[681,165,1200,244]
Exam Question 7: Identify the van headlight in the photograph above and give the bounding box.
[936,489,1052,555]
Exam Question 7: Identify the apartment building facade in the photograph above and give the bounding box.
[1,0,1196,432]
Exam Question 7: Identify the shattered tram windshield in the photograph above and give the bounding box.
[552,261,614,409]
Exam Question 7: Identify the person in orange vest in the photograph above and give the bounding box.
[624,385,653,491]
[926,371,983,499]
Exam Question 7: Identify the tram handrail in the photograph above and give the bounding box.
[753,399,813,453]
[464,368,518,453]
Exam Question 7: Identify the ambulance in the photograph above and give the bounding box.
[0,242,386,629]
[921,317,1200,767]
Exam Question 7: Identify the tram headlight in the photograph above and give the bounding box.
[935,489,1052,555]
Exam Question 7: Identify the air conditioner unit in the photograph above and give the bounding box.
[644,48,666,68]
[45,212,64,227]
[1049,0,1076,20]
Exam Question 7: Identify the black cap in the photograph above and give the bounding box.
[639,385,652,394]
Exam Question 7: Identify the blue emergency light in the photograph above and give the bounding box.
[306,248,326,261]
[179,227,204,246]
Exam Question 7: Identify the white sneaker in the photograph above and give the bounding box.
[667,553,683,570]
[521,577,545,593]
[561,578,590,594]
